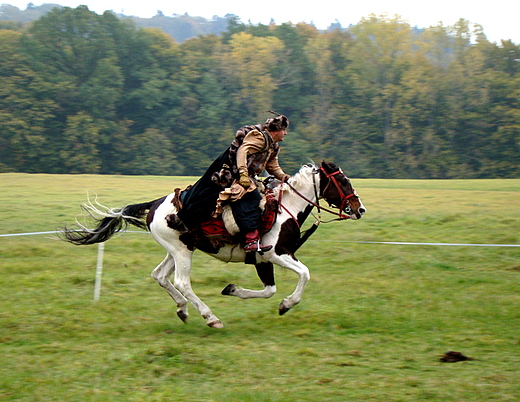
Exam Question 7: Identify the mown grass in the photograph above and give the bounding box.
[1,173,519,401]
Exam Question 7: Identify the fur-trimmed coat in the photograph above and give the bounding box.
[213,125,286,188]
[178,125,288,228]
[214,126,287,212]
[235,127,286,180]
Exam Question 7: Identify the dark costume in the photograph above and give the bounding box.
[178,114,290,251]
[177,149,230,230]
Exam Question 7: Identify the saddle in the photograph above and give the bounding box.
[200,186,279,242]
[171,180,281,252]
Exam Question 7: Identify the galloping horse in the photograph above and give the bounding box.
[62,161,365,328]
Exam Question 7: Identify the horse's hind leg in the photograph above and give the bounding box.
[151,254,189,323]
[222,262,277,299]
[151,232,223,328]
[169,247,223,328]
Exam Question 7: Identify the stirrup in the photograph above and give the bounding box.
[244,240,272,254]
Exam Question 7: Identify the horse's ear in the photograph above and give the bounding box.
[321,160,336,171]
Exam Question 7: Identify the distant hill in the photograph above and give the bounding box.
[0,3,237,42]
[0,3,63,23]
[129,13,235,42]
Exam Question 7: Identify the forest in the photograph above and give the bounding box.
[0,5,519,178]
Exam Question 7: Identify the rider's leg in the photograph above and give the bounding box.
[231,190,272,253]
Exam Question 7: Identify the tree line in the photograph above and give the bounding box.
[1,6,519,178]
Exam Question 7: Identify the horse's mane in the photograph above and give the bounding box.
[286,163,317,190]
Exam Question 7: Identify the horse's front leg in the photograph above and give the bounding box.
[222,262,277,299]
[269,255,310,315]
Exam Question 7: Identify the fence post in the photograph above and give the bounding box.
[94,242,105,301]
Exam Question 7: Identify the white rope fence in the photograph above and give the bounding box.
[310,240,520,247]
[2,230,520,247]
[2,230,519,300]
[0,231,60,237]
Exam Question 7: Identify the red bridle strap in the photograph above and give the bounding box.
[282,171,351,221]
[320,168,356,212]
[278,175,301,227]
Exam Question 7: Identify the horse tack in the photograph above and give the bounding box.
[282,166,356,222]
[61,161,365,328]
[259,189,279,234]
[319,167,357,215]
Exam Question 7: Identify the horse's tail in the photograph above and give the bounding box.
[61,197,165,245]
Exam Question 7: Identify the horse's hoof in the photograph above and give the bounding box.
[221,284,237,296]
[207,319,224,328]
[176,309,189,323]
[278,300,292,315]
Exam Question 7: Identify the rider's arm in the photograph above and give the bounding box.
[236,130,267,176]
[265,150,287,181]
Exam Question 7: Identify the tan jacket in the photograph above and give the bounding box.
[236,129,286,180]
[214,129,287,215]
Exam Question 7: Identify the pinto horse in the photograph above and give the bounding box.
[62,161,365,328]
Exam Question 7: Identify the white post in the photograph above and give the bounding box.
[94,242,105,301]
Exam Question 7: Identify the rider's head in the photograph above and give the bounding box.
[265,114,289,142]
[265,114,289,132]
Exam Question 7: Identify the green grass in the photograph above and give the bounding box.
[1,173,519,401]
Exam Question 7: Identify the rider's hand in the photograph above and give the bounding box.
[239,172,250,189]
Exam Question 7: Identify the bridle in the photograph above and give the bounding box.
[281,166,356,223]
[274,165,359,250]
[319,168,357,217]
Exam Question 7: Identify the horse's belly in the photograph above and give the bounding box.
[205,244,247,263]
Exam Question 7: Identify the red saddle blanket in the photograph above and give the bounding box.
[200,190,279,237]
[200,216,229,236]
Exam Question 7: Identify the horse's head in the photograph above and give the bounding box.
[319,161,366,220]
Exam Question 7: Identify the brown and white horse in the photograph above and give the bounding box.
[62,161,365,328]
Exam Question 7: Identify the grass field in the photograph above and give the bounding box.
[1,173,519,401]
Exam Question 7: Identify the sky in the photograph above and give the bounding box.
[5,0,519,43]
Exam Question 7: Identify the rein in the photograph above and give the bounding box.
[281,168,352,223]
[274,166,354,251]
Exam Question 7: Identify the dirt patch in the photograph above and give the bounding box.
[440,351,474,363]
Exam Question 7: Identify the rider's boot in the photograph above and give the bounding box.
[243,229,272,253]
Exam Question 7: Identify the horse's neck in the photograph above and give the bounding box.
[282,171,318,214]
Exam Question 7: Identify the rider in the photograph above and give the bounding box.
[178,113,291,253]
[221,113,291,252]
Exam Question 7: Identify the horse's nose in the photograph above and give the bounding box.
[359,207,366,215]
